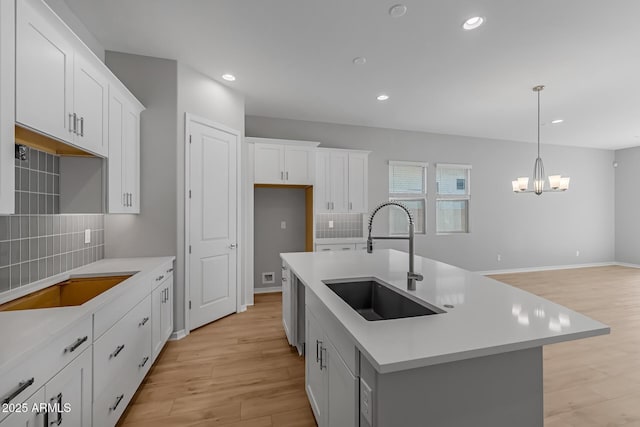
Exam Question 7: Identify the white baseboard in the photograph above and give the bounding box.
[169,329,187,341]
[476,262,616,276]
[254,286,282,294]
[612,262,640,269]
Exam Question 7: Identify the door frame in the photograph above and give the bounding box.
[184,113,243,335]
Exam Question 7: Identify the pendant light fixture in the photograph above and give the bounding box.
[512,85,570,195]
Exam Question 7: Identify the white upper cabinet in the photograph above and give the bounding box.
[0,0,15,214]
[108,86,142,214]
[16,0,138,159]
[73,52,109,156]
[250,137,319,185]
[16,0,73,143]
[315,148,369,213]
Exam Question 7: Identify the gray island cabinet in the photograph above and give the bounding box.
[281,249,609,427]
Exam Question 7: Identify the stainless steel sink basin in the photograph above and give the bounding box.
[322,277,444,321]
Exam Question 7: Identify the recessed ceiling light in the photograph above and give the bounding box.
[389,4,407,18]
[222,74,236,82]
[376,94,389,101]
[551,119,564,124]
[462,16,484,30]
[353,57,367,65]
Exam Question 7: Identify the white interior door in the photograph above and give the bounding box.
[188,118,238,331]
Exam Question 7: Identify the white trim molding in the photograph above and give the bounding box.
[476,262,616,276]
[169,329,188,341]
[254,286,283,294]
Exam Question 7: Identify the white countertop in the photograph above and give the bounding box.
[0,257,174,371]
[281,249,610,373]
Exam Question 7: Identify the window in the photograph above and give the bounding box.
[388,161,427,234]
[436,164,471,233]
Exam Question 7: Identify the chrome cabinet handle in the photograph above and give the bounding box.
[110,344,125,359]
[316,340,321,363]
[286,171,289,180]
[79,117,84,137]
[2,378,34,405]
[69,114,74,133]
[166,267,174,273]
[73,113,77,134]
[229,243,237,249]
[122,193,126,207]
[139,356,150,368]
[50,393,63,425]
[163,288,168,303]
[350,202,352,210]
[156,274,165,282]
[64,336,88,353]
[280,171,284,180]
[282,277,287,282]
[139,317,149,327]
[109,394,124,412]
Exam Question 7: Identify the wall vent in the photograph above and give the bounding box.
[262,272,275,284]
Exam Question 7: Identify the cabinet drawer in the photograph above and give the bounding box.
[0,316,91,421]
[93,373,136,427]
[94,276,150,339]
[93,295,151,398]
[315,243,356,252]
[151,262,174,291]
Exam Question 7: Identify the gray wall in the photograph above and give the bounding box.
[44,0,105,61]
[247,116,616,272]
[615,146,640,264]
[104,53,245,333]
[254,187,306,290]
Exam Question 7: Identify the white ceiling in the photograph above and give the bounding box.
[63,0,640,150]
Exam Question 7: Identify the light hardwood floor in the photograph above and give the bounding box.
[119,266,640,426]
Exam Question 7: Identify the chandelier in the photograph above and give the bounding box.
[512,85,570,195]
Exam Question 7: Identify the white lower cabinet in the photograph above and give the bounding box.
[152,270,174,362]
[45,347,92,426]
[305,307,358,427]
[0,387,46,426]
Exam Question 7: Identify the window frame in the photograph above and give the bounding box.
[388,160,428,235]
[435,163,472,235]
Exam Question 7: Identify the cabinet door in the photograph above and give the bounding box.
[74,53,109,156]
[348,152,368,213]
[330,152,349,213]
[44,347,92,427]
[315,151,332,213]
[16,0,74,143]
[0,0,15,214]
[305,308,326,426]
[151,285,163,361]
[254,143,284,184]
[0,387,46,427]
[123,105,140,213]
[161,277,174,343]
[107,87,126,213]
[326,340,358,427]
[284,146,314,185]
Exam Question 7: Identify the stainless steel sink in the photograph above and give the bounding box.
[322,277,444,321]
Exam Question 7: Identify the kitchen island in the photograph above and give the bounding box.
[281,249,609,427]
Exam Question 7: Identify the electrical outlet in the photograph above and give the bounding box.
[360,379,373,425]
[497,254,501,262]
[84,229,91,244]
[329,220,334,229]
[281,221,286,229]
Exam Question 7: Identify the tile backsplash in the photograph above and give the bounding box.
[0,147,104,293]
[316,213,364,239]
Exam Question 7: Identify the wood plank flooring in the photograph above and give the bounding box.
[119,266,640,426]
[117,292,315,427]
